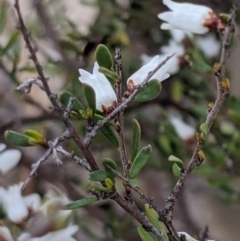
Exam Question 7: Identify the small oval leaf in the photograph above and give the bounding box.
[5,130,36,147]
[145,204,169,241]
[168,155,183,166]
[100,125,119,148]
[134,80,162,102]
[96,44,113,70]
[129,145,152,179]
[103,158,117,180]
[199,123,209,140]
[98,66,119,85]
[59,91,84,113]
[131,119,141,161]
[89,170,107,182]
[62,196,97,210]
[172,163,181,178]
[24,130,45,142]
[138,226,155,241]
[84,84,96,116]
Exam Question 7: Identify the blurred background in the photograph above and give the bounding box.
[0,0,240,240]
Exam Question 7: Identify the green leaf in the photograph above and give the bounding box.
[131,119,141,161]
[62,196,97,210]
[138,226,155,241]
[168,155,183,166]
[95,44,113,70]
[88,182,112,193]
[89,170,107,182]
[185,53,212,73]
[103,158,117,180]
[129,179,139,187]
[84,84,96,116]
[145,204,169,241]
[199,123,209,140]
[98,66,119,84]
[5,130,37,147]
[93,114,119,147]
[100,125,119,148]
[134,80,162,102]
[129,145,152,179]
[172,163,181,178]
[1,32,19,56]
[0,2,7,35]
[59,91,84,113]
[24,129,45,142]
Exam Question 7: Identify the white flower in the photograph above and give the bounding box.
[0,143,6,152]
[0,226,14,241]
[169,29,193,43]
[0,183,28,223]
[158,0,218,34]
[169,116,195,141]
[79,62,117,113]
[128,55,173,87]
[0,148,21,174]
[24,193,41,212]
[196,34,220,58]
[18,225,79,241]
[178,232,215,241]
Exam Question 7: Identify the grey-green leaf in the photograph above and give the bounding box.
[5,130,36,147]
[172,163,181,178]
[129,145,152,179]
[84,84,96,116]
[59,91,84,113]
[96,44,113,70]
[89,170,107,182]
[134,80,162,102]
[62,196,98,210]
[131,119,141,161]
[138,226,155,241]
[145,204,169,241]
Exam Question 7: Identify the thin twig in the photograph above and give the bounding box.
[163,6,236,222]
[14,0,99,172]
[56,146,91,171]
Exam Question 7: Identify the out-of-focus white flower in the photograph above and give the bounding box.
[141,41,184,76]
[24,193,41,212]
[0,226,14,241]
[196,34,220,58]
[40,186,72,225]
[79,62,117,113]
[0,183,28,223]
[128,55,173,88]
[170,29,193,43]
[0,143,6,152]
[158,0,221,34]
[18,225,79,241]
[0,148,21,174]
[169,116,195,141]
[178,232,215,241]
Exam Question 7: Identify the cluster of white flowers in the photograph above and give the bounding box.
[78,0,222,116]
[0,144,78,241]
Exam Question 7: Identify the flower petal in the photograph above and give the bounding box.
[0,149,21,174]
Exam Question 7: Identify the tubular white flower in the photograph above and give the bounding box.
[158,0,216,34]
[0,183,28,223]
[0,149,21,174]
[169,116,195,141]
[128,55,173,87]
[79,62,117,113]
